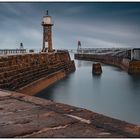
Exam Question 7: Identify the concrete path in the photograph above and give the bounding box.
[0,90,140,138]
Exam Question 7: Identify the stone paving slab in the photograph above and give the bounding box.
[0,90,140,138]
[21,123,124,138]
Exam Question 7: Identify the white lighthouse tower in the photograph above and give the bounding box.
[42,10,53,52]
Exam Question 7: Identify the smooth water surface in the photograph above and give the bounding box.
[36,54,140,125]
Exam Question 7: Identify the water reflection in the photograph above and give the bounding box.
[77,60,82,68]
[128,74,140,94]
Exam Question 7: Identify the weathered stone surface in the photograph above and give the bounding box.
[21,123,124,138]
[69,109,140,137]
[45,102,83,114]
[11,92,54,106]
[0,111,78,138]
[0,90,140,138]
[17,70,66,95]
[0,90,11,97]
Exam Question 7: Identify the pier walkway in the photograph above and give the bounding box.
[0,90,140,138]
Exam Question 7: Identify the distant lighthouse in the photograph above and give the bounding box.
[42,10,53,52]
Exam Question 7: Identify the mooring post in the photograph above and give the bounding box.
[92,63,102,75]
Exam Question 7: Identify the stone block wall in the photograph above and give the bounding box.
[0,51,75,91]
[75,53,140,74]
[128,60,140,74]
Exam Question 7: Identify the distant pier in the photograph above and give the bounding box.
[75,48,140,74]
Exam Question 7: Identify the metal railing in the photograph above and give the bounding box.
[0,49,26,55]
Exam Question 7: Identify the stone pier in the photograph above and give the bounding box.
[0,90,140,138]
[75,53,140,74]
[0,51,140,138]
[0,50,75,94]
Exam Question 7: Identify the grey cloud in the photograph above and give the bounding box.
[0,2,140,50]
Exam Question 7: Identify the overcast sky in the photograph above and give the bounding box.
[0,2,140,50]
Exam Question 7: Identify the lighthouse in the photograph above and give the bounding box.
[42,10,53,52]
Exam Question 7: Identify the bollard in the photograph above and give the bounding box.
[92,63,102,75]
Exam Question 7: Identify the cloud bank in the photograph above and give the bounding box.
[0,2,140,50]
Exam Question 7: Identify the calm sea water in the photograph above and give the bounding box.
[36,54,140,125]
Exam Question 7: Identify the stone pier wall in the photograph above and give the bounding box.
[0,51,75,93]
[0,90,140,138]
[128,61,140,74]
[17,70,66,95]
[75,53,140,74]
